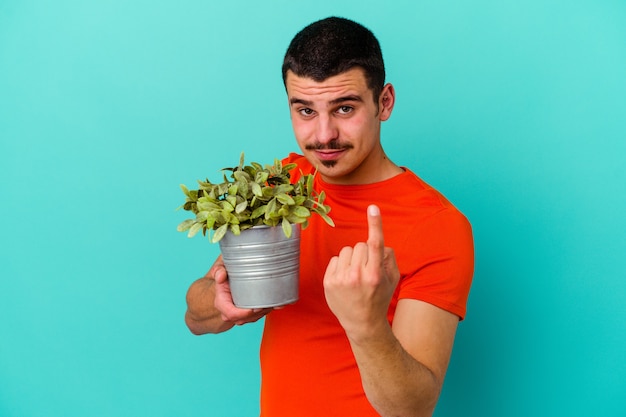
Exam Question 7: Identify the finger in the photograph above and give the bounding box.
[214,276,272,323]
[218,301,257,323]
[351,242,369,267]
[234,308,272,325]
[213,265,228,284]
[337,246,354,269]
[213,273,243,318]
[325,255,338,277]
[366,204,385,267]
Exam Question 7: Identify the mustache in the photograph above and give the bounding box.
[305,140,354,151]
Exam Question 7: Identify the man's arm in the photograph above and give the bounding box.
[351,300,458,416]
[324,205,458,416]
[185,255,271,335]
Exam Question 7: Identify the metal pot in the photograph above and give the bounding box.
[219,224,300,308]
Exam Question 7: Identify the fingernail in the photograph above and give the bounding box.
[368,205,380,216]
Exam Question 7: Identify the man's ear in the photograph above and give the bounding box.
[378,83,395,121]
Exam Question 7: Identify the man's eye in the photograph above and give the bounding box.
[299,108,314,116]
[337,106,353,115]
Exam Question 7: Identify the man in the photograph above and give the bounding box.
[185,17,474,417]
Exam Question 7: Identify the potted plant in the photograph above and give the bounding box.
[177,153,334,308]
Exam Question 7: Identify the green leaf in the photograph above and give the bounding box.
[275,184,294,195]
[282,163,297,174]
[276,193,295,205]
[233,170,250,182]
[211,223,229,243]
[196,211,209,222]
[251,182,262,197]
[197,199,220,211]
[205,214,216,230]
[262,187,275,198]
[237,180,249,198]
[251,205,267,219]
[218,183,229,196]
[286,213,308,224]
[225,196,237,209]
[306,173,314,194]
[318,211,335,227]
[187,222,204,238]
[235,200,248,214]
[315,190,324,204]
[282,219,292,238]
[292,206,310,218]
[256,171,269,184]
[215,211,229,224]
[224,211,239,225]
[177,219,195,232]
[265,198,277,219]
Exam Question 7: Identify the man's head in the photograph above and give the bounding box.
[282,17,386,103]
[283,17,398,185]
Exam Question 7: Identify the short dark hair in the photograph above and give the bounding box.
[282,17,386,102]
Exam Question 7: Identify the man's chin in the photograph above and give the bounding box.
[319,160,338,168]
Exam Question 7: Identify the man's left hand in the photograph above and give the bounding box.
[323,204,401,342]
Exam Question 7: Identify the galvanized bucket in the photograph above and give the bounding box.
[219,224,300,308]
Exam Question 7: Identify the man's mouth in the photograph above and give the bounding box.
[315,149,346,161]
[305,141,353,162]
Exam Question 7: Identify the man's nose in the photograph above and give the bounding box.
[315,115,338,144]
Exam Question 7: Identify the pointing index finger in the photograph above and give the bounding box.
[366,204,385,266]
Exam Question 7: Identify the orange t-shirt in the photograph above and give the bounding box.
[259,153,474,416]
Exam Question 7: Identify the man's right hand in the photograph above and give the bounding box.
[185,255,272,335]
[212,256,273,325]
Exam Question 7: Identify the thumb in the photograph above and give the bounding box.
[213,265,228,284]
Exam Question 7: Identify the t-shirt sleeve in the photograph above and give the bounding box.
[281,153,316,184]
[395,208,474,320]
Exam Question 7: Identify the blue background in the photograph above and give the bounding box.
[1,1,625,416]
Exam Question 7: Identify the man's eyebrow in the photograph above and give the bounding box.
[289,98,312,106]
[329,95,363,105]
[289,95,363,106]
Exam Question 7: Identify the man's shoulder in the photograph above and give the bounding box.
[281,153,314,181]
[282,153,311,168]
[391,169,471,229]
[394,169,457,209]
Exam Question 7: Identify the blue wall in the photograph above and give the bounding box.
[1,1,624,416]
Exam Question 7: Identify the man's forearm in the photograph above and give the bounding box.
[348,324,441,417]
[185,277,235,335]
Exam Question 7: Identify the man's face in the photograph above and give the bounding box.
[285,68,393,185]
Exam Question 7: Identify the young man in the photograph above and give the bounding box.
[185,17,474,416]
